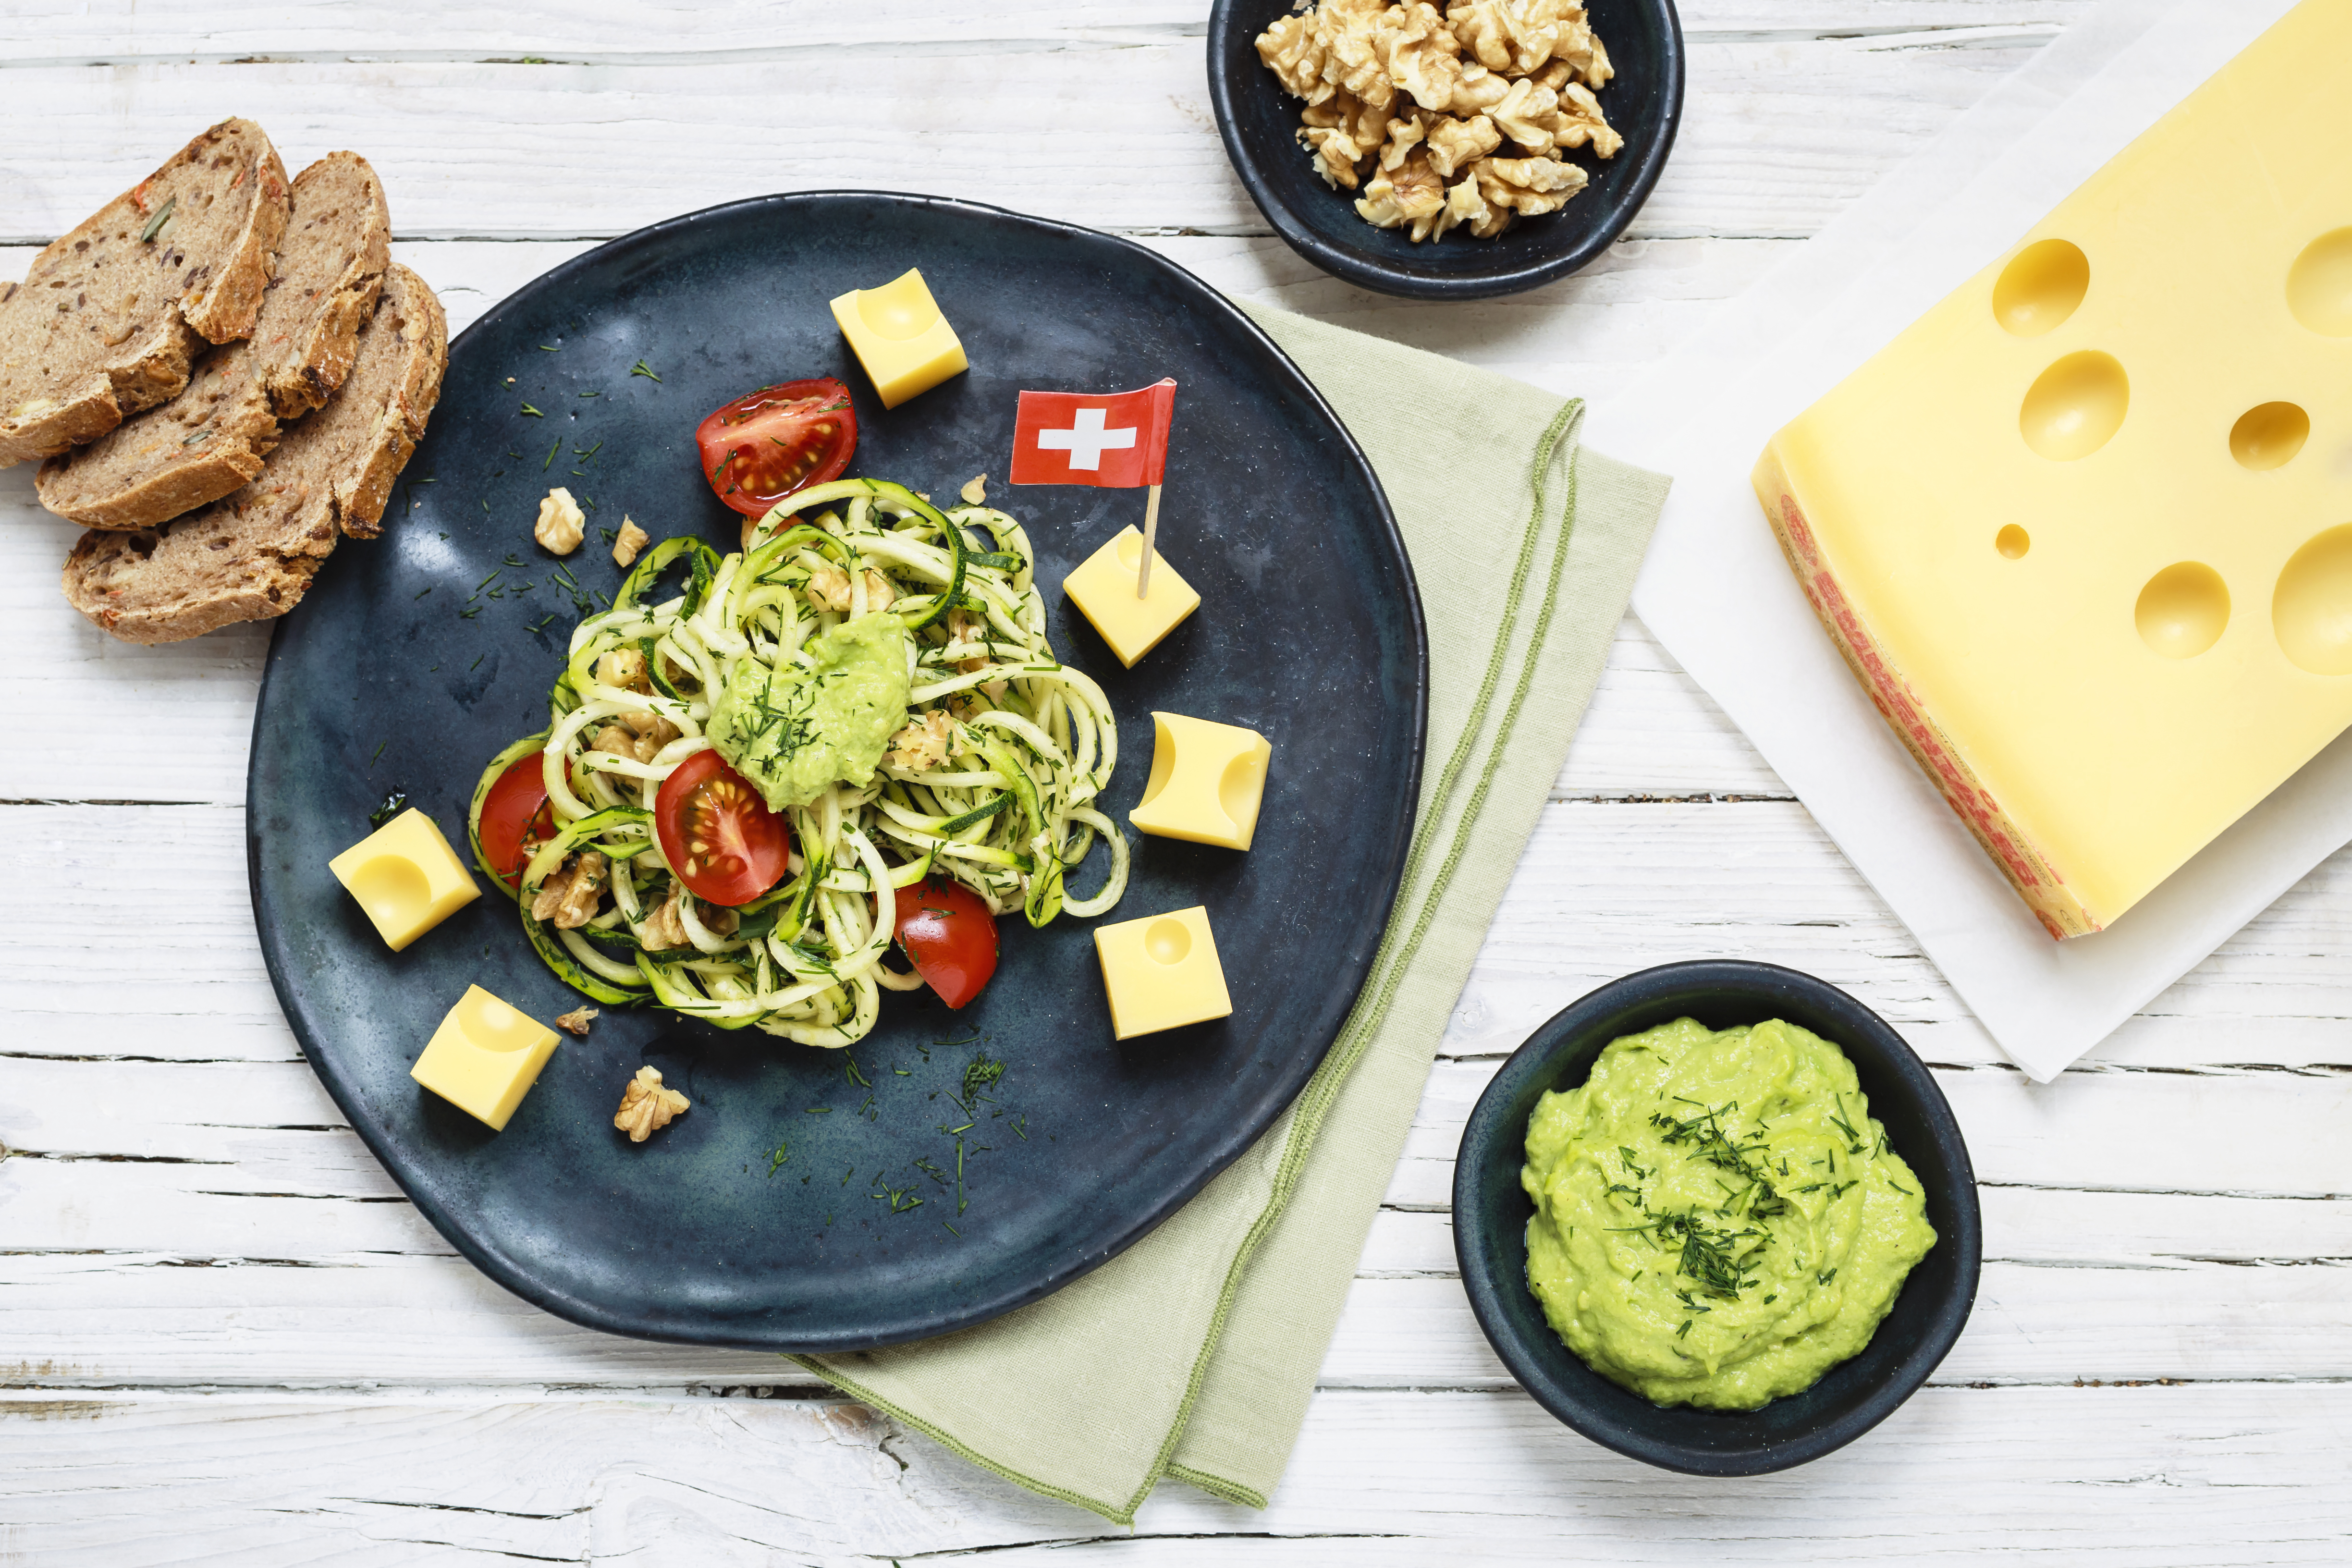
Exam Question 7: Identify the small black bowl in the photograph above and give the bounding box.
[1206,0,1685,300]
[1453,961,1982,1475]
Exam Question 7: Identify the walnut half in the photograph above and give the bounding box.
[614,1066,689,1143]
[534,487,585,554]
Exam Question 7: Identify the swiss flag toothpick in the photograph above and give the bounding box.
[1011,379,1177,596]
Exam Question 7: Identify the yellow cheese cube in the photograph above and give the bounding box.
[1092,906,1233,1040]
[328,808,482,952]
[1129,712,1271,851]
[1063,527,1200,668]
[829,268,968,409]
[411,984,561,1131]
[1754,0,2352,938]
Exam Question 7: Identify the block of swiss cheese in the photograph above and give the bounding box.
[1755,0,2352,939]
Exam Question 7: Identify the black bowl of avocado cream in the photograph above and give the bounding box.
[1453,960,1982,1475]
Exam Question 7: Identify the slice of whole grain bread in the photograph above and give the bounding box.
[0,118,288,469]
[61,264,446,646]
[36,152,392,529]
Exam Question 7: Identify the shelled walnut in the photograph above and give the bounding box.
[1254,0,1621,243]
[614,1066,689,1143]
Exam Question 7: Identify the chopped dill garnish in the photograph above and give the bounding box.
[767,1139,789,1176]
[630,359,661,381]
[520,403,543,417]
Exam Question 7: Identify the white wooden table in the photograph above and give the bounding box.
[7,4,2349,1561]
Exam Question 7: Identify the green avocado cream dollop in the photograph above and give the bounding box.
[707,611,913,812]
[1521,1017,1936,1410]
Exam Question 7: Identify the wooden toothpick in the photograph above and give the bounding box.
[1137,483,1161,599]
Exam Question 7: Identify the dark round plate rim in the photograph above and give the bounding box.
[1204,0,1688,301]
[246,189,1430,1351]
[1450,960,1984,1474]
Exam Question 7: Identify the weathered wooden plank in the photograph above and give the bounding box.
[0,38,2037,245]
[1,0,2094,65]
[0,1384,2343,1564]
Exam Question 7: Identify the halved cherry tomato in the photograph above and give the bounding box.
[893,877,1000,1009]
[695,377,857,517]
[655,748,793,906]
[480,754,556,892]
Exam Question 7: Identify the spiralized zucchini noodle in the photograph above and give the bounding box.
[469,477,1129,1048]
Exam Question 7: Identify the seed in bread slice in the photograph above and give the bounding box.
[36,152,393,530]
[0,118,289,469]
[61,264,447,646]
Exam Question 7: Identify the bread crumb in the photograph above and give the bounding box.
[535,487,584,554]
[612,516,649,567]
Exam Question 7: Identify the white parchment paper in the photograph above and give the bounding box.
[1594,0,2328,1080]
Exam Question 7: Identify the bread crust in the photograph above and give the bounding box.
[0,118,288,469]
[62,265,447,645]
[36,152,391,530]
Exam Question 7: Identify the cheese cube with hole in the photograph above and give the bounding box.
[328,808,482,951]
[1753,0,2352,938]
[829,268,968,409]
[411,984,562,1131]
[1092,906,1232,1040]
[1063,526,1200,667]
[1129,712,1271,851]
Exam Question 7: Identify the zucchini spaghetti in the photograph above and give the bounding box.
[470,477,1129,1047]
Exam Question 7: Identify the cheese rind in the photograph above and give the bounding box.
[1063,527,1199,667]
[1754,0,2352,937]
[328,808,482,952]
[1129,712,1271,851]
[1092,905,1233,1040]
[410,984,561,1131]
[828,269,968,409]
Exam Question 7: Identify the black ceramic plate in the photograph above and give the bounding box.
[1207,0,1685,300]
[248,192,1425,1352]
[1453,961,1982,1474]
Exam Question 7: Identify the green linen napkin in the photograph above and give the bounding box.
[796,301,1670,1523]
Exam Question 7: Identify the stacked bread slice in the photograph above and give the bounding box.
[6,119,448,644]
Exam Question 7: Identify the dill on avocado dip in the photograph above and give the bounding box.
[1521,1017,1936,1410]
[707,610,912,811]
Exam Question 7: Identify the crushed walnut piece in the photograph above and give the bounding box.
[1254,0,1621,243]
[884,709,956,772]
[614,1066,689,1142]
[531,850,608,929]
[554,1005,599,1037]
[534,487,585,554]
[960,474,989,505]
[807,563,897,614]
[612,516,649,568]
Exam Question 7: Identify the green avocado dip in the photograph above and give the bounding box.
[707,611,913,812]
[1521,1017,1936,1410]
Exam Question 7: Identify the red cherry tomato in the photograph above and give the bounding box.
[893,877,1000,1009]
[694,377,857,517]
[654,749,793,906]
[479,754,556,892]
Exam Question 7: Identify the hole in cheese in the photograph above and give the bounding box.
[2287,229,2352,337]
[2020,351,2129,462]
[2273,524,2352,676]
[346,854,430,930]
[2230,402,2310,471]
[1996,525,2031,560]
[455,988,547,1053]
[1219,748,1265,831]
[854,273,940,343]
[2135,563,2230,661]
[1992,239,2090,337]
[1115,531,1148,573]
[1144,918,1192,966]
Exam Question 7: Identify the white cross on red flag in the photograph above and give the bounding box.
[1008,379,1176,489]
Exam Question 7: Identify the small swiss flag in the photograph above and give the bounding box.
[1009,379,1176,489]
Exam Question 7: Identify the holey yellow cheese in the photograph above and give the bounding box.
[829,269,968,409]
[411,985,561,1131]
[1129,712,1271,851]
[1062,527,1200,668]
[1093,906,1233,1040]
[329,809,481,952]
[1755,0,2352,939]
